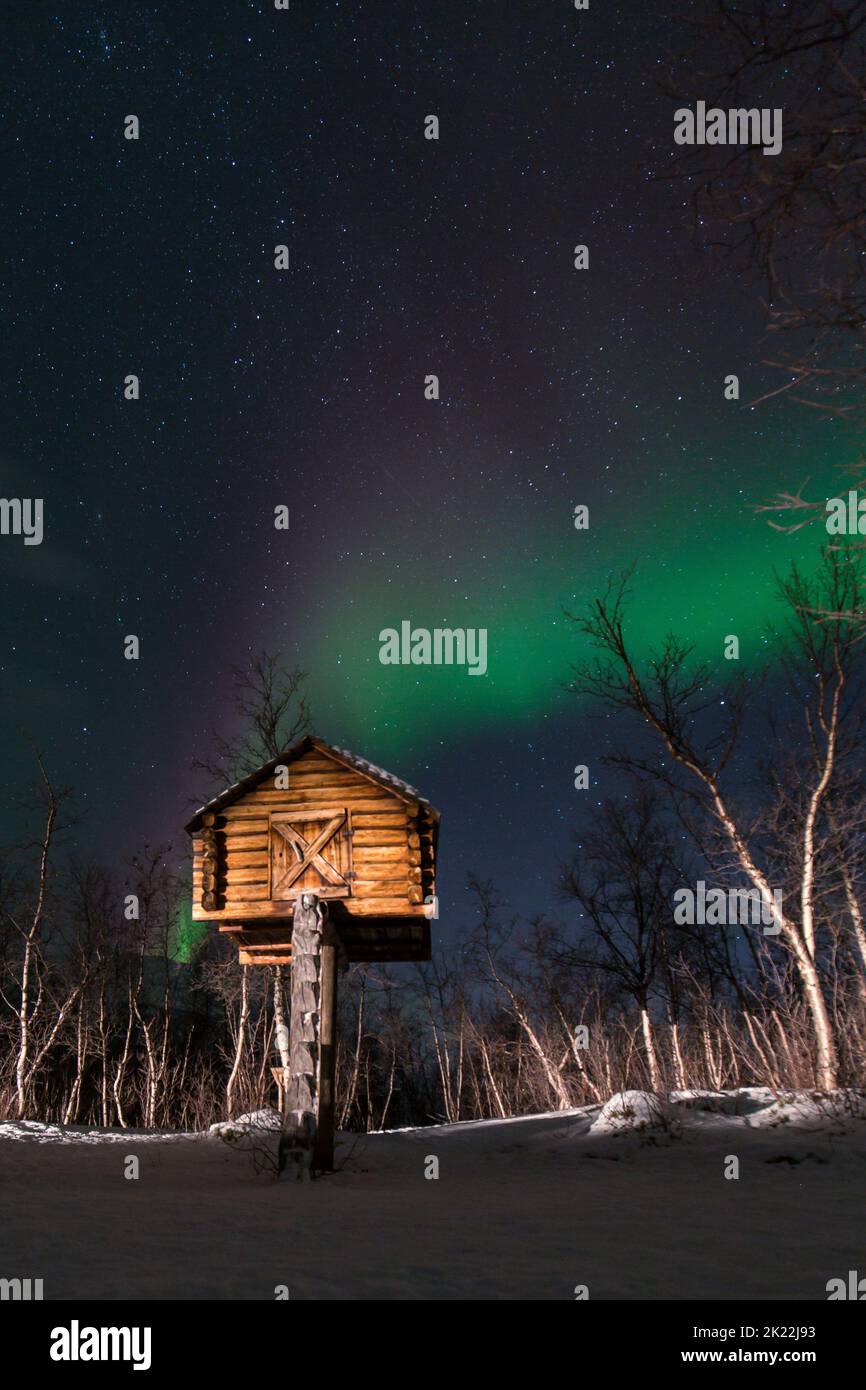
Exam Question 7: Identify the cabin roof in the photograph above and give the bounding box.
[185,734,439,834]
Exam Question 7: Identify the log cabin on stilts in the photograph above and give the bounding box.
[185,735,439,1177]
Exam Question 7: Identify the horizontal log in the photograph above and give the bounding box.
[353,860,410,875]
[192,898,427,922]
[214,812,271,830]
[238,951,292,967]
[222,851,268,869]
[220,832,270,849]
[193,847,266,870]
[353,879,413,896]
[353,846,410,864]
[297,753,420,797]
[195,880,357,904]
[191,772,429,829]
[351,828,406,846]
[211,797,407,824]
[338,897,418,915]
[201,876,419,900]
[242,790,395,811]
[215,832,269,848]
[234,763,362,786]
[351,869,406,883]
[195,872,433,895]
[237,945,294,956]
[350,812,408,830]
[275,758,360,774]
[290,755,346,772]
[260,768,363,787]
[235,781,395,803]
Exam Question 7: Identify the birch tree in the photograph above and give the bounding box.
[567,561,863,1090]
[3,757,82,1118]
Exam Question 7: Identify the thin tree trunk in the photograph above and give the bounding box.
[338,974,365,1128]
[477,1031,507,1118]
[63,996,87,1125]
[706,781,838,1089]
[15,770,57,1118]
[226,966,250,1119]
[801,680,842,960]
[113,982,136,1129]
[600,620,840,1089]
[640,1006,662,1091]
[272,966,291,1107]
[670,1021,686,1091]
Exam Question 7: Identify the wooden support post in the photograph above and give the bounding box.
[270,1066,286,1112]
[277,894,344,1178]
[278,893,322,1180]
[315,935,338,1172]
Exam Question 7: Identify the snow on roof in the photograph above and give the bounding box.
[185,735,438,833]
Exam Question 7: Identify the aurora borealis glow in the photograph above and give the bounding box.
[302,427,852,751]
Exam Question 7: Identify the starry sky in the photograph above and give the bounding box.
[0,3,854,927]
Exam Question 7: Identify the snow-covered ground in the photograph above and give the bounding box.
[2,1089,864,1300]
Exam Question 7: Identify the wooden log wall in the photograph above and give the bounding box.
[200,812,219,913]
[192,751,435,921]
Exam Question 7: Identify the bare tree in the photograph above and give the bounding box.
[663,0,866,418]
[1,756,82,1118]
[566,557,866,1090]
[192,651,311,795]
[225,965,250,1119]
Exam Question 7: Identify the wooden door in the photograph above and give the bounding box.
[269,809,353,901]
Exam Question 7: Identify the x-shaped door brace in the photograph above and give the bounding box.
[271,813,348,895]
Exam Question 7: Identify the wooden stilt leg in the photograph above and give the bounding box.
[278,894,322,1179]
[315,938,338,1172]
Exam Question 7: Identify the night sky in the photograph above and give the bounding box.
[1,4,853,928]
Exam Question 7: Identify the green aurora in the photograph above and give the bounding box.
[303,435,855,761]
[172,897,208,965]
